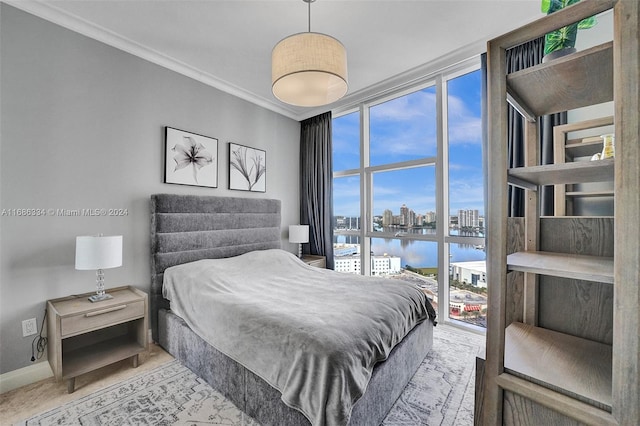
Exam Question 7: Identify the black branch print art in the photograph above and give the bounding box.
[230,145,266,190]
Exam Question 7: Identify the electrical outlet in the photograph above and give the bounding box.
[22,318,37,337]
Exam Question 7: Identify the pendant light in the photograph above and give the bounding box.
[271,0,348,107]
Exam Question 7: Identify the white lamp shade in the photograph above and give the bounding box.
[75,235,123,270]
[289,225,310,244]
[272,32,348,107]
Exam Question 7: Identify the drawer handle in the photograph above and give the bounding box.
[85,304,127,317]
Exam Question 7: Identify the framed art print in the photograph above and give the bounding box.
[228,142,266,192]
[164,127,218,188]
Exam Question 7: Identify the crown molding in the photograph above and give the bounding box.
[4,0,302,121]
[2,0,484,123]
[4,1,542,123]
[296,36,490,121]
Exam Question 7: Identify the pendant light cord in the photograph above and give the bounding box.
[307,0,311,32]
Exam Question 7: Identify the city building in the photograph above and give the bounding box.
[425,211,436,224]
[457,209,480,228]
[333,245,401,276]
[450,260,487,288]
[400,204,409,226]
[382,209,393,227]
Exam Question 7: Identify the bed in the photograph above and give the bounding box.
[150,194,436,426]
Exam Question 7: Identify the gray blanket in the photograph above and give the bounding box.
[163,249,434,426]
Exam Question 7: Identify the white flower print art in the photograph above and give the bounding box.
[164,127,218,188]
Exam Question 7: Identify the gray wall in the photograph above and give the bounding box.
[0,5,301,374]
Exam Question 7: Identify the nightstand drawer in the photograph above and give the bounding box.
[306,258,326,268]
[302,255,326,268]
[61,300,145,337]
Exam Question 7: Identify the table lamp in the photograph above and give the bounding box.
[75,235,123,302]
[289,225,309,258]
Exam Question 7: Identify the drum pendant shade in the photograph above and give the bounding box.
[271,1,348,107]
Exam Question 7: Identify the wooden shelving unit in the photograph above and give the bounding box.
[480,1,639,425]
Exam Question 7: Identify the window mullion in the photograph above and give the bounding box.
[436,74,450,324]
[360,103,371,276]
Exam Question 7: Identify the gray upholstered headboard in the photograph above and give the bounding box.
[150,193,282,341]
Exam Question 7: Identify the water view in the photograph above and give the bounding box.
[334,228,485,268]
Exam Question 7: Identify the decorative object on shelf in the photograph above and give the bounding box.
[600,134,615,159]
[271,0,348,107]
[228,142,266,192]
[164,127,218,188]
[289,225,309,258]
[541,0,597,62]
[75,235,123,302]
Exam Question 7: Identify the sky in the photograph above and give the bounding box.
[332,69,484,220]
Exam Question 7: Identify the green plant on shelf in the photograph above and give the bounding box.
[542,0,597,57]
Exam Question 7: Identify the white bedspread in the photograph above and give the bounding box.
[163,249,434,426]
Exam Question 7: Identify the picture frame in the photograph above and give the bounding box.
[164,127,218,188]
[228,142,266,192]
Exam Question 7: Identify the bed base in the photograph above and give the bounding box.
[159,308,433,426]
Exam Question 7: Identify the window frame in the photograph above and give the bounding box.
[332,57,484,328]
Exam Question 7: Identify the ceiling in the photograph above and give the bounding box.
[8,0,543,120]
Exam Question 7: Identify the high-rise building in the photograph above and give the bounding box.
[408,209,416,227]
[457,209,480,228]
[400,204,409,226]
[425,211,436,224]
[382,209,393,227]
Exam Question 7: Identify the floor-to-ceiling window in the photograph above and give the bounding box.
[332,58,486,329]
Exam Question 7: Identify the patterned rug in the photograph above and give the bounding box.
[19,325,484,426]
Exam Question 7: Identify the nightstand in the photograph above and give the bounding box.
[301,254,326,268]
[47,286,148,393]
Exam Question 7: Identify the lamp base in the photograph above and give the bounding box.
[88,293,113,303]
[90,268,113,302]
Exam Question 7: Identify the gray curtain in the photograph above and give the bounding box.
[300,112,335,269]
[506,38,566,217]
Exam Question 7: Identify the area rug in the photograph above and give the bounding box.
[19,325,484,426]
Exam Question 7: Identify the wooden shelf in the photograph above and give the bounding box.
[63,334,145,379]
[507,251,613,283]
[507,42,613,117]
[565,138,604,159]
[504,322,612,411]
[508,158,614,188]
[495,373,617,426]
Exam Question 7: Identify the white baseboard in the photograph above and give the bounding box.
[0,361,53,394]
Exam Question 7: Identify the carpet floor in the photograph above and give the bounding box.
[17,324,485,426]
